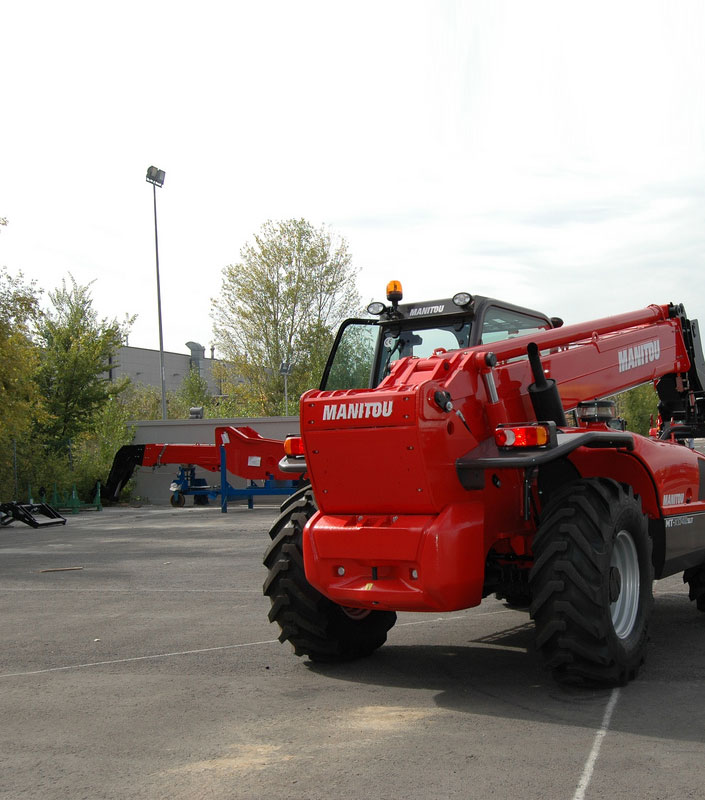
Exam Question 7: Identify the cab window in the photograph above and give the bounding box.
[481,307,550,344]
[323,321,380,391]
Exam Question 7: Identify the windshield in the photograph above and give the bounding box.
[321,318,472,391]
[378,321,471,380]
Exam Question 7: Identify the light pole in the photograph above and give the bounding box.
[146,166,167,420]
[279,361,293,416]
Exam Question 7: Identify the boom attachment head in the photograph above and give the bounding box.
[656,305,705,441]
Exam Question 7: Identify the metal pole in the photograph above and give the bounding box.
[152,182,167,420]
[220,445,228,514]
[12,439,18,501]
[284,373,288,416]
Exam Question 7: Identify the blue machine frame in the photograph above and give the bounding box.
[169,446,300,511]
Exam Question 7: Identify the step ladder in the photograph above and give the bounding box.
[0,502,67,529]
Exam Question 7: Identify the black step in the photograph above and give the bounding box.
[0,502,67,529]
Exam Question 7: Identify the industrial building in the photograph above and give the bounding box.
[105,341,222,395]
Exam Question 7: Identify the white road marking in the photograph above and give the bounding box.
[0,639,279,679]
[397,609,511,627]
[0,608,516,679]
[573,687,620,800]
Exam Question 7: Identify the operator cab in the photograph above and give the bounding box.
[321,281,561,391]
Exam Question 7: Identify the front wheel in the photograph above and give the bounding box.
[529,478,653,686]
[263,489,396,662]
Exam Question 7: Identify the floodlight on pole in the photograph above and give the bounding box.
[146,165,167,420]
[146,166,165,187]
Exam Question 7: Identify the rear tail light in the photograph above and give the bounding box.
[495,422,556,449]
[283,436,305,457]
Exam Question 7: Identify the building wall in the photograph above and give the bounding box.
[129,416,299,504]
[108,344,222,395]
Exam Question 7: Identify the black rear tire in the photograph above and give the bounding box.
[529,478,653,686]
[683,564,705,611]
[263,488,396,662]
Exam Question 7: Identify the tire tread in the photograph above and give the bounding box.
[529,477,653,686]
[263,489,396,662]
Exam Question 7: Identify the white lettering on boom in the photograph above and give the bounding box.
[618,339,661,373]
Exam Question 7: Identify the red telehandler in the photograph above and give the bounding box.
[264,281,705,685]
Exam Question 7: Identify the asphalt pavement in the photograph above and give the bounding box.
[1,504,704,800]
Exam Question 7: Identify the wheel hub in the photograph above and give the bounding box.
[341,606,372,621]
[609,566,622,602]
[610,529,640,639]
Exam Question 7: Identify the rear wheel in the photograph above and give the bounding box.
[263,489,396,662]
[683,564,705,611]
[495,567,532,609]
[529,478,653,686]
[170,493,185,508]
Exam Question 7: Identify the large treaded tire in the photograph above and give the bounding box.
[683,565,705,611]
[263,489,397,662]
[529,478,653,686]
[271,483,312,529]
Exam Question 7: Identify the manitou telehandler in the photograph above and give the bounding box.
[264,281,705,685]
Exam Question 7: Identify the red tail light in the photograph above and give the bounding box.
[283,436,305,457]
[495,423,553,448]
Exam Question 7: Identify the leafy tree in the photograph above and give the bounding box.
[34,276,132,454]
[610,383,659,436]
[0,268,43,452]
[170,367,211,418]
[203,361,262,418]
[67,396,136,499]
[115,382,164,421]
[0,263,140,502]
[110,373,212,422]
[211,219,359,415]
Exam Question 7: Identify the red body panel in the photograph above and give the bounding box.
[571,434,705,517]
[303,502,487,611]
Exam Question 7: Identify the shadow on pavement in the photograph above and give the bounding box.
[306,591,705,743]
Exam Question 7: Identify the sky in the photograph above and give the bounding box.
[2,0,705,356]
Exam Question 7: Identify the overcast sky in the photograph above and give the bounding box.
[2,1,704,355]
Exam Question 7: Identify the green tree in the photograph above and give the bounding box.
[610,383,659,436]
[0,268,42,452]
[203,361,262,418]
[35,275,132,453]
[67,395,136,498]
[170,367,211,418]
[211,219,359,415]
[115,381,164,421]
